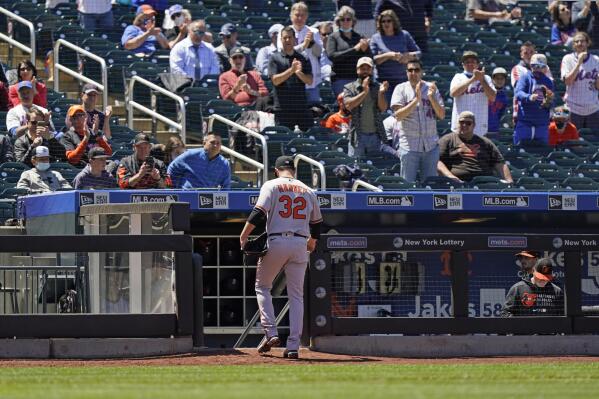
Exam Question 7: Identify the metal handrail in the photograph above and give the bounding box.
[207,114,268,184]
[187,144,265,186]
[293,154,326,191]
[53,39,108,109]
[0,7,35,64]
[127,75,186,142]
[352,179,383,192]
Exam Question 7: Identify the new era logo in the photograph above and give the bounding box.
[199,194,213,207]
[433,194,462,210]
[199,193,228,209]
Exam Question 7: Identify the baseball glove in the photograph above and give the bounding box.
[243,232,268,266]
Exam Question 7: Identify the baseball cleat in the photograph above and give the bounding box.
[283,349,299,359]
[257,336,281,353]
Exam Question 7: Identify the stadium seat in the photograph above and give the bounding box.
[515,139,553,156]
[574,164,599,181]
[546,151,586,169]
[557,140,597,159]
[468,175,511,190]
[515,176,556,191]
[560,177,599,191]
[422,176,464,190]
[503,150,541,169]
[529,163,571,183]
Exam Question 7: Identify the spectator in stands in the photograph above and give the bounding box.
[551,2,576,46]
[203,32,214,45]
[514,54,555,145]
[488,67,509,138]
[572,1,599,49]
[78,0,113,32]
[219,47,268,108]
[343,57,389,157]
[549,106,580,146]
[6,81,52,139]
[437,111,513,183]
[314,21,333,82]
[72,147,118,189]
[164,5,192,49]
[450,51,496,137]
[0,67,8,112]
[170,20,220,81]
[387,59,444,183]
[337,0,377,38]
[14,108,66,167]
[278,2,323,104]
[269,26,314,131]
[8,61,47,109]
[256,24,284,76]
[561,32,599,129]
[164,136,186,166]
[133,0,169,27]
[501,258,564,317]
[117,133,169,189]
[511,42,538,88]
[0,134,13,164]
[122,5,169,57]
[61,105,112,167]
[374,0,433,52]
[168,132,231,189]
[466,0,522,25]
[215,24,254,73]
[16,146,71,194]
[322,93,351,133]
[370,10,421,105]
[79,84,112,141]
[327,6,372,97]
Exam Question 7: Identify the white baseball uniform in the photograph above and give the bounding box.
[561,53,599,116]
[450,72,495,136]
[254,177,322,351]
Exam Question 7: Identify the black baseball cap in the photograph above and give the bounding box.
[275,155,295,169]
[229,47,245,57]
[88,147,109,159]
[134,133,151,144]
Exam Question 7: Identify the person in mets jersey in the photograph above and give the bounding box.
[240,155,323,359]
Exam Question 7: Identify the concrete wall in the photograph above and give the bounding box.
[312,335,599,358]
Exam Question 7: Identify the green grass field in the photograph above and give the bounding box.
[1,362,599,399]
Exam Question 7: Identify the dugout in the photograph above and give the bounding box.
[17,189,599,351]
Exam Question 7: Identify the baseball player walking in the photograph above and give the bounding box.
[240,155,323,359]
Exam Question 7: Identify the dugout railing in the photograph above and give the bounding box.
[307,233,599,338]
[0,234,203,345]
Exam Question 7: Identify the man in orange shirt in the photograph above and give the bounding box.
[218,47,268,108]
[548,106,579,147]
[322,93,351,133]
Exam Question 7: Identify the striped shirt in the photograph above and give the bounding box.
[170,38,220,80]
[390,80,443,152]
[561,52,599,116]
[72,165,118,189]
[78,0,112,14]
[168,148,231,189]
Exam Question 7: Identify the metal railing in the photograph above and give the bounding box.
[128,75,186,142]
[207,114,268,184]
[352,179,383,192]
[187,144,265,187]
[294,154,326,190]
[0,7,35,64]
[0,265,82,314]
[53,39,108,109]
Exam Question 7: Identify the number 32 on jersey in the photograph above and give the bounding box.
[278,195,306,219]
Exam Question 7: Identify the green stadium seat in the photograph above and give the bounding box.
[422,176,464,190]
[529,163,572,183]
[515,176,557,191]
[557,140,597,159]
[574,164,599,181]
[560,177,599,191]
[546,151,586,169]
[468,176,511,190]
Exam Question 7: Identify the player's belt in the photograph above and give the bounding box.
[268,232,308,239]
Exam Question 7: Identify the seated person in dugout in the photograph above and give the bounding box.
[501,257,564,317]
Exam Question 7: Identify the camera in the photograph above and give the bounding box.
[144,156,154,168]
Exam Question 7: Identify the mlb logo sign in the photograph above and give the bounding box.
[433,194,462,210]
[199,193,229,209]
[549,195,577,210]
